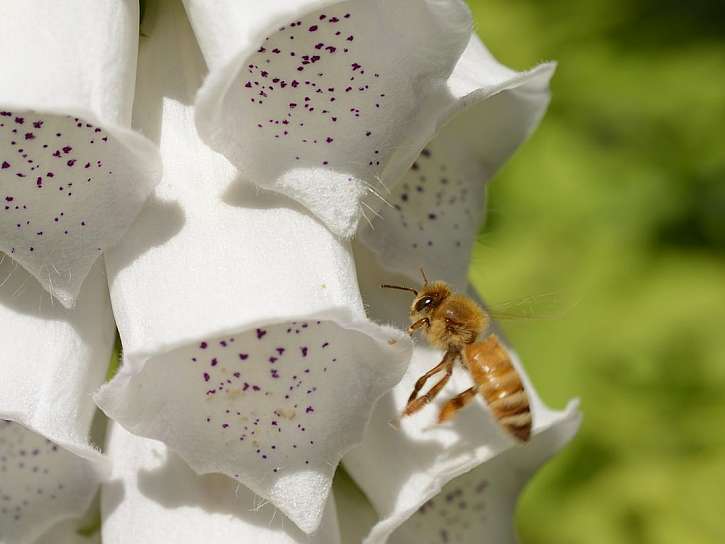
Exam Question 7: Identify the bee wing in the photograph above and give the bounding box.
[484,292,577,321]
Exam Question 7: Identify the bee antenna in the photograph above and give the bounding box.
[419,267,429,285]
[381,284,418,295]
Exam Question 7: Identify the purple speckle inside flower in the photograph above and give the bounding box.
[0,111,117,263]
[233,4,394,182]
[174,319,349,475]
[361,137,486,282]
[0,420,88,528]
[406,469,493,543]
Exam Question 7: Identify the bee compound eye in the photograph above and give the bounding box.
[415,296,434,312]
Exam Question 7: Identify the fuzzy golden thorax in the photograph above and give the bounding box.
[381,277,488,351]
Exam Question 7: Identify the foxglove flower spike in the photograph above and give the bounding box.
[95,1,412,534]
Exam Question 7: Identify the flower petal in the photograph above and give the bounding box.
[182,0,473,237]
[358,36,555,288]
[342,245,580,544]
[0,257,113,543]
[95,2,411,534]
[333,417,579,544]
[102,423,340,544]
[386,413,580,544]
[0,1,161,307]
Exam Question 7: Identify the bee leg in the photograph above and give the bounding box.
[437,386,479,423]
[408,318,430,336]
[406,357,448,405]
[403,353,456,417]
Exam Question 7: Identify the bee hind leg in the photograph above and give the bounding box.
[437,386,479,423]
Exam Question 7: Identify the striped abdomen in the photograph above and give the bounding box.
[463,334,532,441]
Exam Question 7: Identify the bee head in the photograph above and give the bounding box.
[410,281,451,317]
[381,268,451,322]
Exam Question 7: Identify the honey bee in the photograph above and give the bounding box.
[382,269,532,441]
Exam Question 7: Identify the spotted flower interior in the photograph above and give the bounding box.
[97,318,408,534]
[358,36,556,290]
[388,411,581,544]
[187,0,472,237]
[359,133,487,289]
[0,111,159,307]
[392,461,518,544]
[241,12,390,171]
[0,0,160,307]
[0,422,99,544]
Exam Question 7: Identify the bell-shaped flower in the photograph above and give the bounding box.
[94,1,411,535]
[334,412,579,544]
[357,36,555,288]
[0,258,114,544]
[0,0,161,307]
[180,0,474,238]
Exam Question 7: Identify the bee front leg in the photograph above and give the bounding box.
[403,350,458,417]
[408,318,430,336]
[406,356,448,405]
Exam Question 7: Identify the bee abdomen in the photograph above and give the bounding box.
[500,412,532,441]
[483,380,531,442]
[464,335,532,442]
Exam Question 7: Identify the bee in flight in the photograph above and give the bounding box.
[382,270,532,442]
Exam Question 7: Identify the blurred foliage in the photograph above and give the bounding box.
[466,0,725,542]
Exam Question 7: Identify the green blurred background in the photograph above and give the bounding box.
[465,1,725,542]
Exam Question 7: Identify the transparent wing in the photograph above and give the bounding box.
[483,292,579,322]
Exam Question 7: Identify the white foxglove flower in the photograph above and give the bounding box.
[1,1,577,541]
[181,0,473,238]
[0,0,161,308]
[94,0,410,534]
[342,246,580,543]
[102,423,340,544]
[388,418,579,544]
[335,415,579,544]
[358,36,555,288]
[0,258,114,544]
